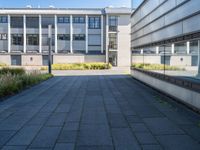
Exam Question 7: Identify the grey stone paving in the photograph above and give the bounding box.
[0,72,200,150]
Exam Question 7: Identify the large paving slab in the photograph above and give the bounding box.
[0,71,200,150]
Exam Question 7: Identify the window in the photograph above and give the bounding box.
[11,17,23,28]
[27,34,39,45]
[12,34,23,45]
[109,16,118,31]
[73,34,85,41]
[0,34,7,40]
[73,17,85,23]
[58,34,70,40]
[0,16,8,23]
[175,42,187,54]
[190,40,198,54]
[11,55,21,66]
[42,17,54,28]
[109,33,117,49]
[26,17,39,28]
[58,17,70,23]
[89,17,101,29]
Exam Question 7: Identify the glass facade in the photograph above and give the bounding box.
[73,34,85,41]
[73,17,85,23]
[11,17,23,28]
[109,16,118,32]
[58,17,70,23]
[109,33,117,49]
[0,16,8,23]
[58,34,70,41]
[88,17,101,29]
[11,34,23,45]
[27,34,39,45]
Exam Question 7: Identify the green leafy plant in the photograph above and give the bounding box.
[0,68,53,99]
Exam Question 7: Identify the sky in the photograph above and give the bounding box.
[0,0,143,8]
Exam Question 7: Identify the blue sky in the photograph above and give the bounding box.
[0,0,142,8]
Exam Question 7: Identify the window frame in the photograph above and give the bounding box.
[0,16,8,23]
[58,17,70,23]
[11,34,23,45]
[27,34,39,46]
[73,17,85,24]
[73,34,86,41]
[57,34,70,41]
[88,16,101,29]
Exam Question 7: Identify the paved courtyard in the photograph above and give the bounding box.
[0,72,200,150]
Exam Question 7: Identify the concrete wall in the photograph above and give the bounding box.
[21,54,42,66]
[53,54,105,64]
[0,54,10,65]
[117,14,131,67]
[132,55,161,64]
[131,69,200,111]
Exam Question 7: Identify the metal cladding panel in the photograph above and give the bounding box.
[0,41,8,51]
[165,0,200,25]
[140,0,159,18]
[0,23,8,33]
[131,0,200,48]
[88,34,101,45]
[57,24,70,34]
[26,45,39,51]
[73,24,86,34]
[88,46,101,51]
[150,0,176,21]
[11,28,23,33]
[26,28,39,34]
[11,45,23,51]
[57,41,70,50]
[88,29,101,34]
[151,22,183,42]
[73,41,85,51]
[183,14,200,34]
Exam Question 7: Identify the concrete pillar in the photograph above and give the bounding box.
[85,15,88,54]
[54,15,58,54]
[39,15,42,53]
[70,15,73,53]
[101,15,104,54]
[7,15,11,53]
[141,49,143,54]
[171,43,175,54]
[156,46,159,54]
[105,15,109,63]
[23,15,26,53]
[187,41,190,54]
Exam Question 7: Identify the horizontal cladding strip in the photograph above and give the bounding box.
[131,31,200,49]
[131,11,200,42]
[0,10,103,15]
[131,0,168,27]
[131,0,189,31]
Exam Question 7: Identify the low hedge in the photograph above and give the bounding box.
[132,63,185,71]
[0,63,7,67]
[41,63,112,70]
[0,68,26,75]
[0,69,53,99]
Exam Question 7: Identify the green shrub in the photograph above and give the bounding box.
[0,71,53,99]
[0,68,26,75]
[41,63,112,70]
[132,63,184,71]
